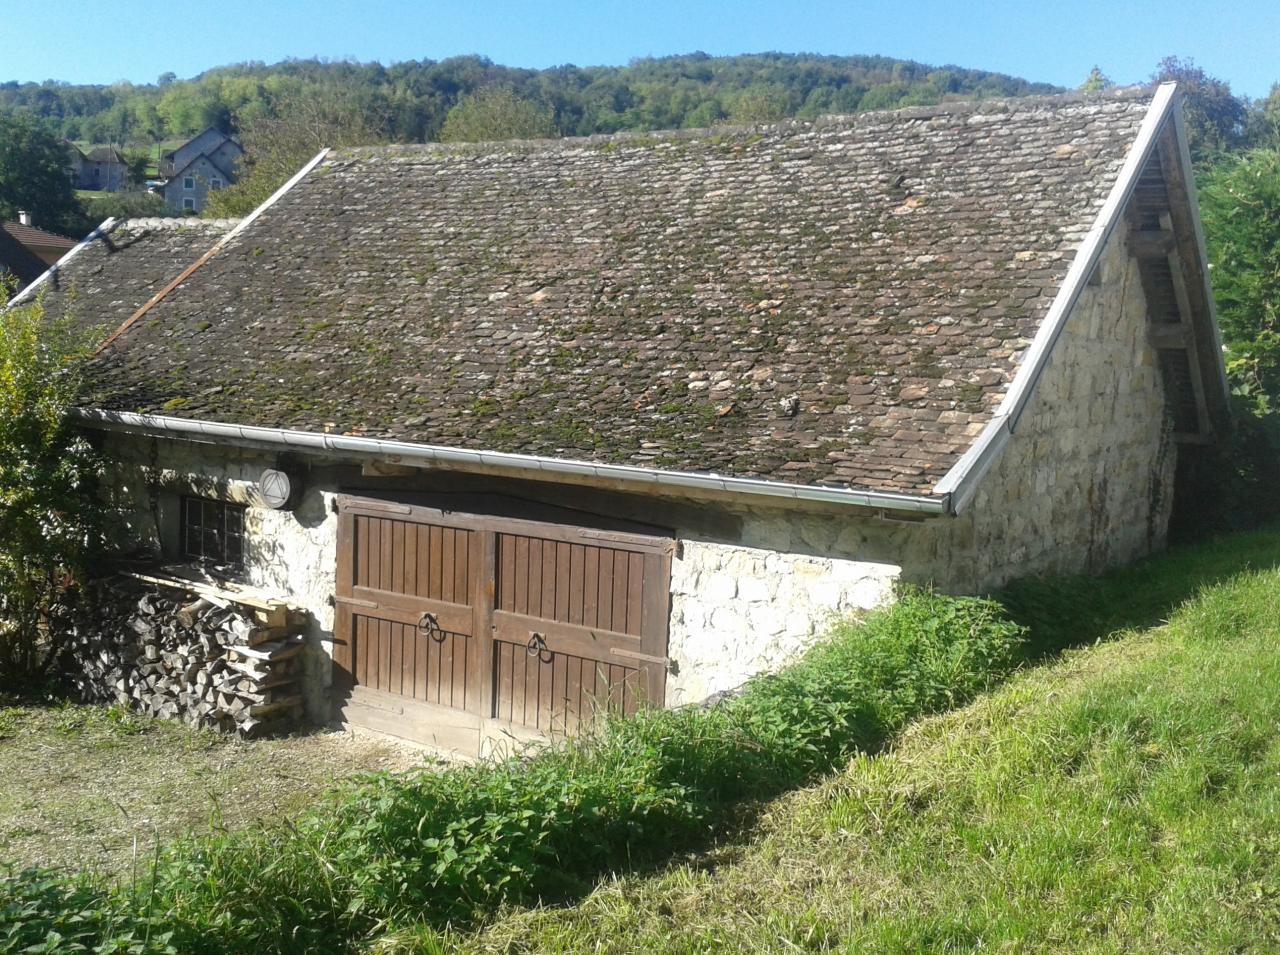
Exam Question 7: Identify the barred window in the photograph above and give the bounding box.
[181,496,245,568]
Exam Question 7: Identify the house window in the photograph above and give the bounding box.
[183,176,195,190]
[181,496,246,568]
[183,197,196,210]
[210,177,223,191]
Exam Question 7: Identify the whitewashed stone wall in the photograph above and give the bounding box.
[665,540,898,706]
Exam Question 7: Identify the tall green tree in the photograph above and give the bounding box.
[1198,148,1280,414]
[1153,56,1247,161]
[0,115,80,233]
[439,86,557,143]
[205,82,387,218]
[1079,67,1113,92]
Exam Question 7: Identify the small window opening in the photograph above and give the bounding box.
[181,496,246,569]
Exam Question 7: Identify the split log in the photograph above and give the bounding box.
[175,598,214,629]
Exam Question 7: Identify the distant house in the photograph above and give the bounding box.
[0,214,75,290]
[68,143,130,192]
[159,129,244,213]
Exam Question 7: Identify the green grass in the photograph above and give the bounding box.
[442,525,1280,953]
[7,526,1280,953]
[0,589,1026,954]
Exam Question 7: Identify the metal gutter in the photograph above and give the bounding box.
[5,217,118,308]
[75,409,951,515]
[934,82,1180,514]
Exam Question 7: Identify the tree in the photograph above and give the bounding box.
[1079,67,1113,92]
[0,292,105,686]
[0,114,81,233]
[124,150,151,186]
[439,86,556,143]
[82,189,167,223]
[1198,148,1280,415]
[204,82,388,218]
[1152,56,1246,161]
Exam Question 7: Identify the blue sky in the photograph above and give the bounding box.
[9,0,1278,98]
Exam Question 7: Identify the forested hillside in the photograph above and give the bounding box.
[0,52,1057,145]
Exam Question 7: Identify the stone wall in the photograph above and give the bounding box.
[665,541,898,706]
[956,227,1174,589]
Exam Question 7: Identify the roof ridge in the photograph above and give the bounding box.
[117,217,242,230]
[333,85,1157,162]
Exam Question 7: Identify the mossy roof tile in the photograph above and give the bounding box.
[83,90,1154,494]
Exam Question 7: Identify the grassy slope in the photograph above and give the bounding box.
[436,527,1280,953]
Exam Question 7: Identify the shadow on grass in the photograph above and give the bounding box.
[996,522,1280,662]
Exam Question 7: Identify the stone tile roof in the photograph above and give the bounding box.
[27,218,238,332]
[85,89,1156,495]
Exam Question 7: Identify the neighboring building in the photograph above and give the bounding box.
[0,228,48,292]
[0,214,76,290]
[68,143,130,192]
[46,85,1230,754]
[159,129,244,213]
[8,216,238,325]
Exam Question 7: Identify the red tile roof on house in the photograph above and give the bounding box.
[1,221,76,251]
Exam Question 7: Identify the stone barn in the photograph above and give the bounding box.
[30,84,1229,753]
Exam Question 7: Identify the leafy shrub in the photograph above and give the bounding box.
[0,869,173,954]
[0,294,105,687]
[12,590,1026,953]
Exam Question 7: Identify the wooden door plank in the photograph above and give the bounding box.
[497,641,515,722]
[454,528,470,604]
[389,619,403,696]
[550,650,570,732]
[582,546,599,629]
[379,519,393,594]
[610,550,630,635]
[640,550,672,707]
[441,528,456,606]
[473,529,496,720]
[597,549,615,635]
[515,535,531,616]
[540,540,557,622]
[391,520,406,595]
[416,522,431,599]
[554,541,572,624]
[626,552,645,637]
[413,627,428,702]
[401,522,417,598]
[426,525,442,601]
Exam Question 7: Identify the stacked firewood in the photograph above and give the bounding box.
[65,576,305,737]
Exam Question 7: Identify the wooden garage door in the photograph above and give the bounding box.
[333,497,672,738]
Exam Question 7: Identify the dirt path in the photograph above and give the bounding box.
[0,700,428,876]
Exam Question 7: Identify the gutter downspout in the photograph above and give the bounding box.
[75,409,951,516]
